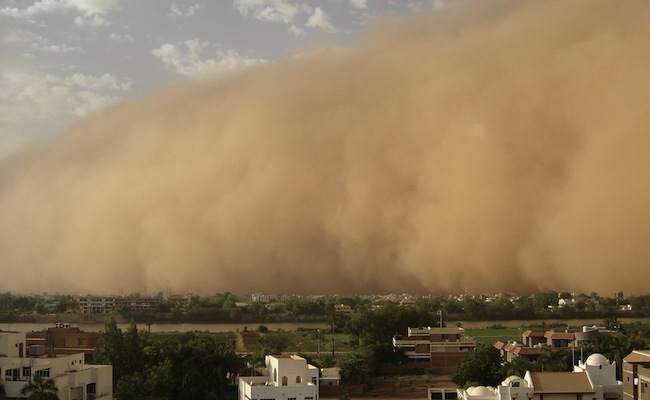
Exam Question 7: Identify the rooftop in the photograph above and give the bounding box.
[522,330,546,337]
[544,331,576,340]
[624,350,650,364]
[529,372,593,394]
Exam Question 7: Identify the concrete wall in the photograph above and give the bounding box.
[267,356,311,387]
[248,383,317,400]
[534,394,584,400]
[0,332,26,357]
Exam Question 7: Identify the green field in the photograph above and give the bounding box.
[465,327,524,344]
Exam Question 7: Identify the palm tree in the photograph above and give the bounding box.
[538,348,572,372]
[20,376,59,400]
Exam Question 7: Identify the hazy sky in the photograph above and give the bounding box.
[0,0,439,159]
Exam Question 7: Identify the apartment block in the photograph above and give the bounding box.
[0,331,112,400]
[393,326,476,374]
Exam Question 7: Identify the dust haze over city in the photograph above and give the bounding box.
[1,0,650,296]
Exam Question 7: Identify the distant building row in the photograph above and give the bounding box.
[495,325,618,363]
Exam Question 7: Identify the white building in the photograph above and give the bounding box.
[239,355,318,400]
[0,331,112,400]
[430,353,623,400]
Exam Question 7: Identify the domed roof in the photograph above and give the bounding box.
[586,353,609,366]
[502,376,527,387]
[467,386,495,397]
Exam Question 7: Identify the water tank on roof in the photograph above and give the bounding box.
[27,345,46,356]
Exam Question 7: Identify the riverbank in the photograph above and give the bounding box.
[2,317,648,334]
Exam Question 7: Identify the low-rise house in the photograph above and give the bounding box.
[574,326,619,347]
[393,326,476,374]
[545,331,576,348]
[0,331,112,400]
[494,341,543,363]
[239,355,318,400]
[622,350,650,400]
[522,330,547,347]
[432,353,623,400]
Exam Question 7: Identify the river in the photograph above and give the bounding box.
[1,317,648,333]
[0,321,329,333]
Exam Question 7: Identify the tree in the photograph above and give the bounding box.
[123,322,146,376]
[340,353,370,385]
[452,344,504,387]
[538,348,572,372]
[95,318,126,390]
[20,376,59,400]
[604,317,621,331]
[115,373,146,400]
[504,357,532,377]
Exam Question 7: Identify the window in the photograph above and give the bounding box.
[296,376,302,384]
[512,382,520,387]
[446,392,458,400]
[5,368,19,381]
[431,392,443,400]
[87,383,97,394]
[305,397,314,400]
[22,367,31,377]
[35,368,50,378]
[273,368,277,383]
[282,376,288,386]
[288,398,296,400]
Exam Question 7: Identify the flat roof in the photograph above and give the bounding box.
[529,372,594,394]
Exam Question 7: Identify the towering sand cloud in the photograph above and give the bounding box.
[1,0,650,294]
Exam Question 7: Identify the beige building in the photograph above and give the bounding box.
[393,326,476,374]
[623,350,650,400]
[0,331,112,400]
